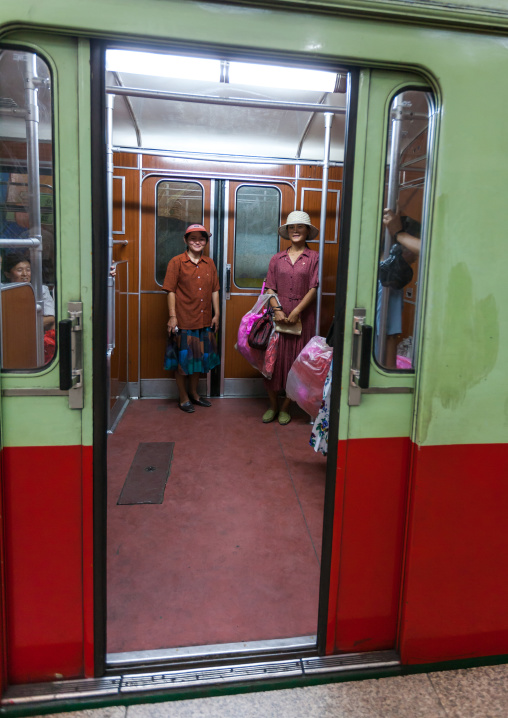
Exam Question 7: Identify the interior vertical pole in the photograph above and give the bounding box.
[377,100,403,363]
[106,93,115,431]
[316,112,333,335]
[24,53,44,365]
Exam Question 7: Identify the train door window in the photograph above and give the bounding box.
[234,185,280,289]
[155,180,204,285]
[374,90,432,370]
[0,49,56,369]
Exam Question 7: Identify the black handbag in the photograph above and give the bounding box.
[248,308,273,350]
[378,242,413,290]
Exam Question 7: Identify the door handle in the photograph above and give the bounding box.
[348,308,372,406]
[59,319,73,391]
[58,301,83,409]
[225,264,231,299]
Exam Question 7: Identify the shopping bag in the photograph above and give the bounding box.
[235,291,279,378]
[262,330,279,378]
[285,336,333,418]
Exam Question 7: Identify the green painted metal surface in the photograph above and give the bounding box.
[0,1,505,448]
[0,33,91,448]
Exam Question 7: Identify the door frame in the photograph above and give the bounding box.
[91,37,361,674]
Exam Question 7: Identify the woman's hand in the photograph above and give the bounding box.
[382,208,403,236]
[211,314,220,333]
[286,309,300,325]
[274,309,286,323]
[167,316,178,334]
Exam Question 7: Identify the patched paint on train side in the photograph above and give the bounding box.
[417,262,498,445]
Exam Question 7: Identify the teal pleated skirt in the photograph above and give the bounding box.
[164,327,220,375]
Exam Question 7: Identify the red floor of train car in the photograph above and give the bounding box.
[107,398,326,654]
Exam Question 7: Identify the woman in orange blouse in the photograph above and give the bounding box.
[163,224,220,413]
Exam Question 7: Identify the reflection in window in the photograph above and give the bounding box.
[0,49,55,370]
[375,90,432,371]
[156,181,204,285]
[234,185,280,289]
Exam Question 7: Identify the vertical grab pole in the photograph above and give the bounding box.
[106,94,115,431]
[315,112,333,335]
[377,99,403,364]
[106,94,115,353]
[24,53,44,365]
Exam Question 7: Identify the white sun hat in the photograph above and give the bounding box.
[278,210,319,240]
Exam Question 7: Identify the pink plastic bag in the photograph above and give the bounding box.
[262,331,279,377]
[286,336,333,418]
[235,291,279,379]
[396,355,412,370]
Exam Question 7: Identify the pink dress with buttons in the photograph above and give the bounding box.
[264,247,319,392]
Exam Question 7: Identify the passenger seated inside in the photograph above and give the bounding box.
[2,252,56,363]
[2,252,55,330]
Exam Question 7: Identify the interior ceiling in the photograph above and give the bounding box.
[107,71,348,162]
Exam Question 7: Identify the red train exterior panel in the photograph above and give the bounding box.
[328,437,411,654]
[2,445,86,683]
[399,442,508,664]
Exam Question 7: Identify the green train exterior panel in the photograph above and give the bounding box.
[0,0,506,692]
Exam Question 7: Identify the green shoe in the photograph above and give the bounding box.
[262,408,278,423]
[278,411,291,425]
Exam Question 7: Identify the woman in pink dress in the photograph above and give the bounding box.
[263,211,319,425]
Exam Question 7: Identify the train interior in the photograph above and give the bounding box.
[105,48,347,667]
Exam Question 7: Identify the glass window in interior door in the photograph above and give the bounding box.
[234,185,280,289]
[0,49,56,370]
[375,90,433,371]
[155,180,204,285]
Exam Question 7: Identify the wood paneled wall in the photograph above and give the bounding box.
[112,152,342,388]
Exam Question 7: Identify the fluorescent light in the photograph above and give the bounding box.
[106,50,338,93]
[106,50,220,82]
[229,62,337,92]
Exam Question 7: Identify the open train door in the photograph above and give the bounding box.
[324,70,434,654]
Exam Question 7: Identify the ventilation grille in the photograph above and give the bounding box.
[303,651,400,674]
[2,677,121,705]
[121,659,302,693]
[0,98,17,108]
[2,651,400,705]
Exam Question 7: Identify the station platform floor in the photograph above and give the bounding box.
[29,662,508,718]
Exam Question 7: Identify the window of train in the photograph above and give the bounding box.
[234,185,280,289]
[0,49,56,370]
[155,180,204,285]
[374,89,432,371]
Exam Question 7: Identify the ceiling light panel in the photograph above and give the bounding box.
[106,50,220,82]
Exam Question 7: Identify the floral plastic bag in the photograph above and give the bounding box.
[235,292,279,378]
[286,336,333,418]
[262,331,279,378]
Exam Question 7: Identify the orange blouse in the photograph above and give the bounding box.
[163,252,220,330]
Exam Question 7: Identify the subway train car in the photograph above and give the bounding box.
[0,0,507,711]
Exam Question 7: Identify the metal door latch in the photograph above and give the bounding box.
[348,308,372,406]
[58,301,83,409]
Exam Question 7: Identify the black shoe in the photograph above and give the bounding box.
[190,396,212,407]
[179,401,195,413]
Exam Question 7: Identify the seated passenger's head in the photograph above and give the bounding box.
[3,253,31,283]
